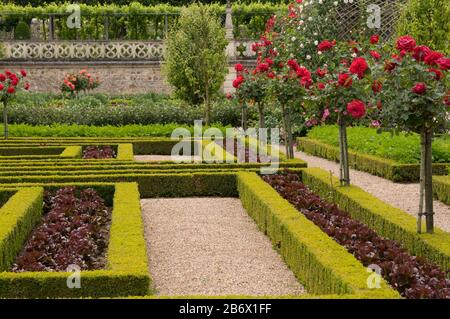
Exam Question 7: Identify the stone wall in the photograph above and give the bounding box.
[0,59,255,95]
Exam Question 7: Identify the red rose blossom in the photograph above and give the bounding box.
[424,51,444,66]
[287,59,300,71]
[0,74,6,82]
[338,73,352,87]
[234,63,244,72]
[436,57,450,70]
[0,83,3,91]
[315,68,327,78]
[370,51,381,60]
[20,69,27,77]
[370,35,380,44]
[296,67,311,78]
[24,82,30,90]
[232,75,245,89]
[256,63,269,72]
[412,45,432,61]
[396,35,416,52]
[267,72,275,79]
[349,57,369,78]
[317,82,326,90]
[7,86,15,94]
[317,40,335,51]
[428,68,443,81]
[347,99,366,118]
[411,82,427,95]
[265,58,274,66]
[300,76,313,89]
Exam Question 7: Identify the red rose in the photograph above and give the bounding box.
[412,45,431,61]
[11,78,19,86]
[315,68,327,78]
[384,60,398,72]
[7,86,15,94]
[296,67,311,78]
[265,57,274,66]
[267,72,275,79]
[318,40,335,51]
[437,57,450,70]
[412,82,427,95]
[232,75,245,89]
[338,73,353,87]
[24,82,30,90]
[396,35,416,52]
[5,70,12,77]
[428,68,443,81]
[317,82,326,90]
[20,69,27,77]
[372,80,382,94]
[370,35,380,44]
[234,63,244,72]
[0,74,5,82]
[347,99,366,118]
[424,51,444,66]
[0,83,3,91]
[251,43,259,52]
[444,92,450,106]
[300,76,313,89]
[256,63,269,72]
[370,50,381,60]
[349,57,368,78]
[287,59,300,71]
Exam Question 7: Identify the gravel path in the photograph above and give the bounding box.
[294,150,450,232]
[141,197,306,296]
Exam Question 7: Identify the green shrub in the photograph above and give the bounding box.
[395,0,450,54]
[13,20,31,40]
[307,125,450,164]
[433,175,450,205]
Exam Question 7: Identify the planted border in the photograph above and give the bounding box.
[297,137,449,182]
[433,176,450,205]
[0,183,150,298]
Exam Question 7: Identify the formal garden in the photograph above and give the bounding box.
[0,0,449,303]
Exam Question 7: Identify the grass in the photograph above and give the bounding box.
[307,125,450,164]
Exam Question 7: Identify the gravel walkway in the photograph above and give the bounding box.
[141,197,306,296]
[294,150,450,233]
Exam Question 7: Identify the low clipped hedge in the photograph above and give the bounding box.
[433,176,450,205]
[237,172,399,298]
[298,168,450,272]
[297,137,449,182]
[0,183,150,298]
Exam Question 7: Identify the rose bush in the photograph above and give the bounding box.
[61,70,101,98]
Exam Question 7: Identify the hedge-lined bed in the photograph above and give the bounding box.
[433,175,450,205]
[297,137,449,182]
[0,146,82,160]
[0,182,150,298]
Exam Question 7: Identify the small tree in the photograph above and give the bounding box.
[376,36,449,233]
[164,4,228,126]
[1,69,29,139]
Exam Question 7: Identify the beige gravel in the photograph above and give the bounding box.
[141,197,306,296]
[294,149,450,233]
[134,155,201,162]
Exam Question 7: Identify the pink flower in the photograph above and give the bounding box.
[411,82,427,95]
[396,35,416,52]
[321,108,330,121]
[349,57,369,78]
[371,120,381,127]
[346,99,366,119]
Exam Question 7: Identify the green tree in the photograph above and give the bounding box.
[164,3,228,125]
[14,20,31,40]
[396,0,450,54]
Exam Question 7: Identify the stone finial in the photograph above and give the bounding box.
[225,0,233,40]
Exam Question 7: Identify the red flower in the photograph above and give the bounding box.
[315,68,327,78]
[424,51,444,66]
[5,70,12,77]
[0,74,5,82]
[370,50,381,60]
[225,93,233,100]
[317,40,335,51]
[0,83,3,91]
[347,100,366,118]
[300,76,313,89]
[11,78,19,86]
[338,73,352,87]
[234,63,244,72]
[287,59,299,71]
[437,57,450,70]
[317,82,326,90]
[267,72,275,79]
[24,82,30,90]
[6,86,15,94]
[384,60,398,72]
[20,69,27,77]
[396,35,416,52]
[444,92,450,106]
[377,101,382,110]
[296,67,311,78]
[428,68,443,81]
[412,45,432,62]
[232,75,245,89]
[265,57,274,66]
[349,57,368,78]
[372,80,382,94]
[411,82,427,95]
[251,43,259,52]
[256,63,269,72]
[370,35,380,44]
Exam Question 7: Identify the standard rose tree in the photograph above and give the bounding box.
[374,36,449,233]
[0,69,30,139]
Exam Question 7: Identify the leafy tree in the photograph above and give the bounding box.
[164,3,228,125]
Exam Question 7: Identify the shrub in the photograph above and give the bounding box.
[395,0,450,54]
[61,70,101,97]
[164,3,228,125]
[13,20,31,40]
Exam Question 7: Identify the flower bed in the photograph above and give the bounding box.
[262,172,450,299]
[12,187,111,272]
[82,145,116,159]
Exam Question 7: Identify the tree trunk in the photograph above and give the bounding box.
[257,102,265,129]
[417,129,426,233]
[338,115,350,186]
[423,127,434,233]
[3,101,8,140]
[281,103,294,159]
[241,103,248,131]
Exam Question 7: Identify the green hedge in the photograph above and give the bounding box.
[237,172,399,298]
[297,137,449,182]
[60,146,82,158]
[299,168,450,272]
[0,183,151,298]
[0,146,65,156]
[433,176,450,205]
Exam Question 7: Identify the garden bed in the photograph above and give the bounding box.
[0,146,82,160]
[262,172,450,299]
[0,183,150,298]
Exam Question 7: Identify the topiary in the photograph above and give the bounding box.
[14,20,31,40]
[395,0,450,54]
